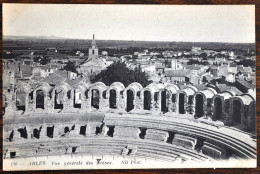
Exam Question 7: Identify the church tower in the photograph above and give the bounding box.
[88,34,98,60]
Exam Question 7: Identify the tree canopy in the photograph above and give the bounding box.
[64,61,78,74]
[91,61,151,87]
[187,59,209,65]
[40,56,50,65]
[236,59,255,68]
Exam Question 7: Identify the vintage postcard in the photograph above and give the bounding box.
[2,4,256,170]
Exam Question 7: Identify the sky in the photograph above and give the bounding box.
[3,4,255,43]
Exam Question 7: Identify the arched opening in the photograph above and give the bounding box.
[46,126,54,138]
[214,97,222,120]
[109,89,117,109]
[17,127,28,139]
[64,127,70,134]
[74,90,82,108]
[79,125,86,136]
[161,90,168,113]
[195,94,204,118]
[233,100,242,124]
[143,90,151,110]
[16,91,26,111]
[54,89,64,109]
[36,90,45,109]
[91,89,99,109]
[33,128,40,139]
[250,103,256,130]
[179,93,185,114]
[126,89,134,112]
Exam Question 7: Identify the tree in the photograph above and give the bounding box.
[40,56,50,65]
[33,56,41,63]
[64,61,78,74]
[92,61,150,87]
[199,53,208,60]
[237,59,255,68]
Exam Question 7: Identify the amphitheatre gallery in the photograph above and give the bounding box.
[2,4,257,170]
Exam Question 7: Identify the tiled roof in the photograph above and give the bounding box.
[184,65,204,70]
[155,64,166,69]
[81,58,106,67]
[236,79,255,89]
[217,84,243,95]
[194,84,207,91]
[165,69,191,77]
[40,72,66,85]
[20,65,32,77]
[31,76,44,82]
[106,57,120,62]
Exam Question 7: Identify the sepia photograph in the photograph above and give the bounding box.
[2,4,257,170]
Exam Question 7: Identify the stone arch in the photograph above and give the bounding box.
[194,89,215,119]
[36,90,45,109]
[124,82,143,112]
[109,89,117,109]
[213,97,222,120]
[195,93,204,118]
[184,85,198,93]
[143,90,152,110]
[73,83,89,109]
[158,84,179,113]
[178,92,186,114]
[91,89,100,109]
[248,101,256,131]
[52,82,70,110]
[141,83,164,111]
[176,86,196,115]
[232,98,243,124]
[106,82,125,109]
[231,95,254,126]
[33,83,51,110]
[126,89,134,112]
[212,92,232,121]
[16,84,31,112]
[88,82,107,110]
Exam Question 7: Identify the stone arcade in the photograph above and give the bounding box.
[3,81,256,161]
[6,81,256,130]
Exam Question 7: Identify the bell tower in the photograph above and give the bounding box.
[88,34,98,60]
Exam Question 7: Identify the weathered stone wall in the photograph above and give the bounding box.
[4,82,256,130]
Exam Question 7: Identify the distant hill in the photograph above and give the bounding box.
[3,35,64,40]
[3,35,255,51]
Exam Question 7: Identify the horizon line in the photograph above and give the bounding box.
[3,35,256,44]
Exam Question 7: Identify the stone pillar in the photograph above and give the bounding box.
[40,125,47,140]
[118,93,125,111]
[135,96,141,110]
[189,95,195,115]
[54,124,62,138]
[27,126,33,139]
[150,92,154,110]
[86,98,92,111]
[63,95,71,113]
[228,99,233,122]
[99,96,108,111]
[242,105,248,127]
[13,130,22,142]
[81,92,87,111]
[69,124,79,137]
[157,91,162,112]
[223,98,230,121]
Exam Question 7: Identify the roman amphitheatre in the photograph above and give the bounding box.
[3,80,256,164]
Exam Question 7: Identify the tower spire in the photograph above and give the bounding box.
[93,34,95,40]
